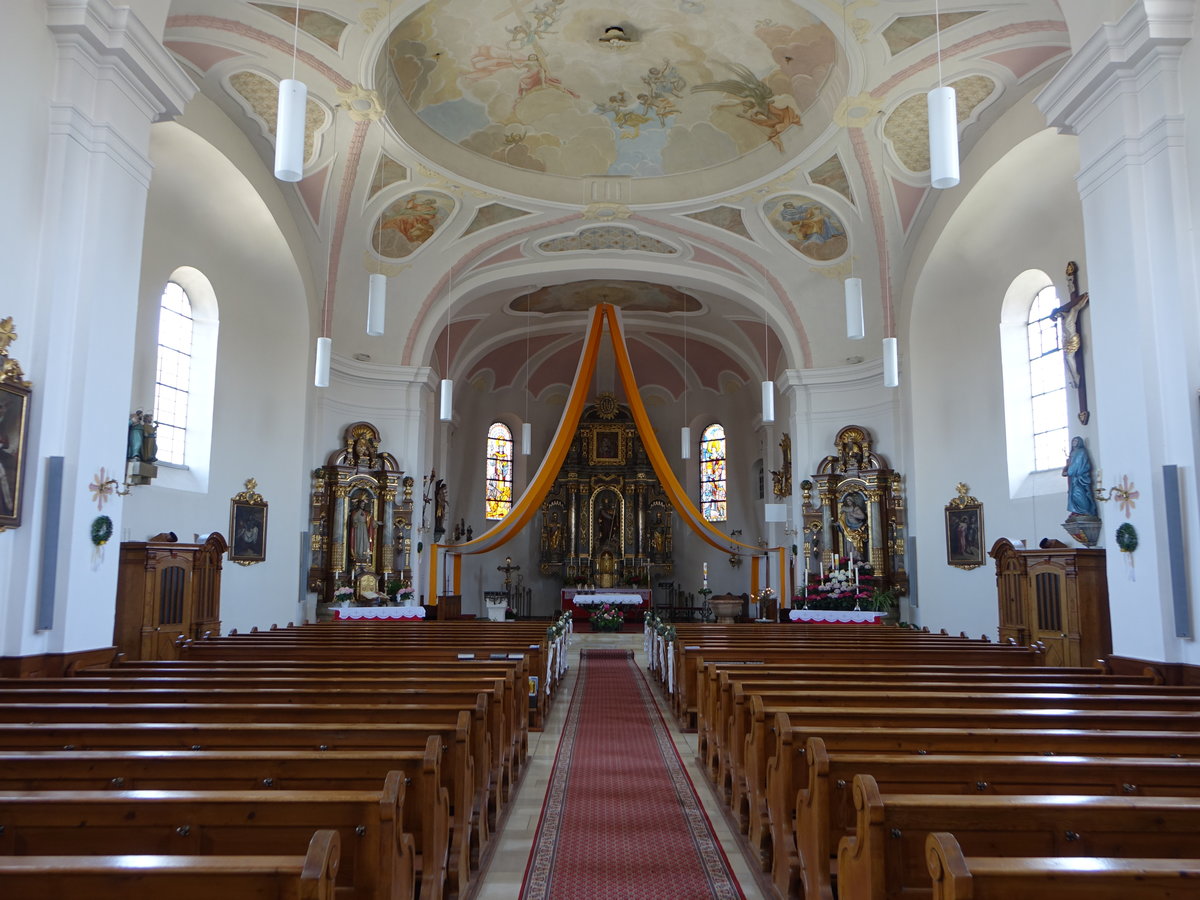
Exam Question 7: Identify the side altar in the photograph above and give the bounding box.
[538,393,673,589]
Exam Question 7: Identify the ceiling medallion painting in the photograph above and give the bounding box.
[763,195,847,261]
[387,0,838,180]
[371,190,455,258]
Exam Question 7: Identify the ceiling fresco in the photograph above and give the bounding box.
[386,0,840,179]
[161,0,1072,386]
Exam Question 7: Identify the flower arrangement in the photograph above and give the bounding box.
[333,586,354,603]
[589,602,625,632]
[795,560,875,611]
[796,564,902,614]
[390,581,415,604]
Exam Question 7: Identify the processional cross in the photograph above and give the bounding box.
[497,556,521,599]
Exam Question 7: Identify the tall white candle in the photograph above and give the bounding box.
[702,561,708,589]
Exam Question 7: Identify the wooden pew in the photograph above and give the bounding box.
[794,741,1200,900]
[0,828,341,900]
[836,774,1200,900]
[925,832,1200,900]
[0,743,449,900]
[0,774,413,900]
[740,696,1200,861]
[0,716,474,899]
[0,680,519,810]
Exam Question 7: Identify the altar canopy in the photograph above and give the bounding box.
[429,304,775,602]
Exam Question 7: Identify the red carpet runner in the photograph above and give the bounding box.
[520,649,744,899]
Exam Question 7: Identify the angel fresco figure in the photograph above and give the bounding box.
[595,92,652,139]
[692,63,801,151]
[780,201,845,247]
[381,195,439,246]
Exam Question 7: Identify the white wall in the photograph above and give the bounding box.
[121,121,312,634]
[908,123,1086,639]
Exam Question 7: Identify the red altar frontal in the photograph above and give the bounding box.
[561,589,650,621]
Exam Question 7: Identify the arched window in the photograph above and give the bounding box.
[485,422,514,520]
[699,423,727,522]
[1000,271,1070,499]
[1026,285,1069,470]
[153,282,194,465]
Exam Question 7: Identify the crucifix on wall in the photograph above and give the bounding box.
[1052,260,1090,425]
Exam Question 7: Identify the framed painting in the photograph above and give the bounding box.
[0,379,31,532]
[229,478,268,565]
[589,427,626,465]
[945,483,985,570]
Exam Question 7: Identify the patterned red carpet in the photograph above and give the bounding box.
[520,649,744,899]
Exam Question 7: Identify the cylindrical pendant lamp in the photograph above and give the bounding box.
[680,426,692,460]
[761,381,775,423]
[439,378,454,421]
[845,277,865,340]
[521,422,531,456]
[366,273,387,336]
[882,337,899,388]
[274,78,308,182]
[927,85,959,189]
[314,336,331,387]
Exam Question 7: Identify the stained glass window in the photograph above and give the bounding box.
[153,282,193,465]
[1027,285,1068,470]
[699,423,727,522]
[485,422,514,520]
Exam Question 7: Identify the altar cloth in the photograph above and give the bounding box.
[788,609,883,624]
[333,606,426,620]
[570,593,645,606]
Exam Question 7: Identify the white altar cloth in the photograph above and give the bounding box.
[334,606,426,620]
[788,609,883,624]
[570,593,645,606]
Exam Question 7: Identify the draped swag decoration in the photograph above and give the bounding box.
[429,304,779,602]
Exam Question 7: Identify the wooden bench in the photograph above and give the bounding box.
[836,774,1200,900]
[0,715,474,899]
[740,696,1200,859]
[0,680,520,810]
[925,832,1200,900]
[794,742,1200,900]
[0,742,449,900]
[0,828,341,900]
[0,774,413,900]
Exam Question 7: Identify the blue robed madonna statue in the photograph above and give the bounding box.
[1062,436,1098,518]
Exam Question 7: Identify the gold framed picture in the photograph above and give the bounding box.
[0,380,30,531]
[229,478,268,565]
[590,427,625,465]
[945,483,985,570]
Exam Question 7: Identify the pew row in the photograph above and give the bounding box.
[925,832,1200,900]
[837,774,1200,900]
[0,775,413,900]
[0,828,341,900]
[0,743,449,900]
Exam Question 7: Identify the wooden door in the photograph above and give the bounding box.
[139,561,191,661]
[1028,564,1074,666]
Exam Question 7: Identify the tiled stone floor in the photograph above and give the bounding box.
[467,627,771,899]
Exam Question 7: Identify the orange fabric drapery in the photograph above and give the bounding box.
[427,303,768,602]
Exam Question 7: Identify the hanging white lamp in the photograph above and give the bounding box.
[521,422,532,456]
[314,336,332,387]
[761,381,775,423]
[439,379,453,421]
[366,273,387,336]
[882,337,899,388]
[274,78,307,182]
[927,0,959,189]
[928,86,959,189]
[681,425,692,460]
[845,277,865,340]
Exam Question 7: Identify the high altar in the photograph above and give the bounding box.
[538,393,673,596]
[307,422,414,606]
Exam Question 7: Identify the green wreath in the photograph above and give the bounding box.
[1115,522,1138,553]
[91,515,113,546]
